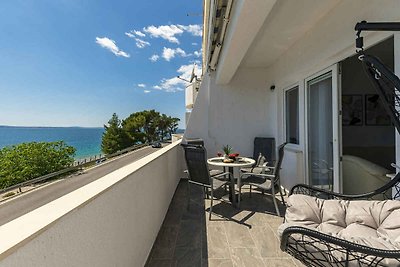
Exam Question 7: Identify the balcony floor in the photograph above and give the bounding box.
[146,180,303,267]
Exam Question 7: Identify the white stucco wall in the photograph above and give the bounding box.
[185,68,276,159]
[0,141,184,267]
[186,1,400,191]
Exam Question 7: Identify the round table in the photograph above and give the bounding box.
[207,157,255,207]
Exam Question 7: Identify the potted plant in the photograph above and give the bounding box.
[222,145,240,161]
[222,145,233,159]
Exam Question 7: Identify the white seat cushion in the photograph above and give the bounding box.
[278,195,400,266]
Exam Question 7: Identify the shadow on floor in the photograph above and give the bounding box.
[146,180,302,267]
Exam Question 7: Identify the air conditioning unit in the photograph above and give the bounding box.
[185,80,200,109]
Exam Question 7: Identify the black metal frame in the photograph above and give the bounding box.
[239,143,287,216]
[280,21,400,267]
[181,143,231,220]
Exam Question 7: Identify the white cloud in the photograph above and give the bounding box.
[134,30,146,37]
[138,83,146,88]
[125,31,135,38]
[154,63,202,93]
[192,42,198,46]
[162,47,188,61]
[125,31,150,48]
[178,24,202,36]
[143,90,151,93]
[193,48,202,57]
[149,54,159,62]
[143,24,202,44]
[143,25,183,44]
[135,38,150,48]
[95,37,130,58]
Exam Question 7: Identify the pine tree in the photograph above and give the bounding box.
[101,113,132,154]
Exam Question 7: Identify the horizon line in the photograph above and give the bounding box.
[0,125,104,129]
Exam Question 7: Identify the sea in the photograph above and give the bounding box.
[0,126,104,160]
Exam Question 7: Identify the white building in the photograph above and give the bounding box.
[185,0,400,194]
[1,1,400,266]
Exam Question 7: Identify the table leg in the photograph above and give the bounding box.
[228,166,237,207]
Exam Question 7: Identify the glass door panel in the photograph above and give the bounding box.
[307,72,334,190]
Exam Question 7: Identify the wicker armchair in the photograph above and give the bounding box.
[279,172,400,267]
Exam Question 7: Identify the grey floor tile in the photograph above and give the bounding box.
[206,259,234,267]
[262,258,297,267]
[249,226,282,258]
[206,225,230,259]
[224,222,256,248]
[174,247,202,267]
[230,247,264,267]
[146,259,176,267]
[176,220,202,248]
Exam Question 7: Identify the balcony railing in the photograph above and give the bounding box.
[0,140,184,266]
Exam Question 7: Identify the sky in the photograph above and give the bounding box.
[0,0,203,128]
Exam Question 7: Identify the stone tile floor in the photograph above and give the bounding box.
[146,180,304,267]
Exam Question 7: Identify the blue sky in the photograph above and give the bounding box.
[0,0,203,128]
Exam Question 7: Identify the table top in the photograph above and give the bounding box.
[207,157,255,167]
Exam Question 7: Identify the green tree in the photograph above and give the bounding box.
[101,113,133,154]
[167,116,180,137]
[0,141,76,189]
[157,114,170,141]
[123,109,161,143]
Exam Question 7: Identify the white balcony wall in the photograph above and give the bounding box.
[185,81,199,109]
[184,68,276,158]
[186,0,400,191]
[0,141,184,267]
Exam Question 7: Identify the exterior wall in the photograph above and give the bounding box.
[0,141,184,267]
[186,1,400,191]
[185,68,275,159]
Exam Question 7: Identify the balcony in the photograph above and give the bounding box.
[0,140,300,266]
[146,180,300,267]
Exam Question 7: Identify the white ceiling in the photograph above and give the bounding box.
[240,0,341,68]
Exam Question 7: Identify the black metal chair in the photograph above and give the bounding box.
[183,138,225,178]
[241,137,276,174]
[239,143,287,216]
[280,21,400,267]
[181,144,231,220]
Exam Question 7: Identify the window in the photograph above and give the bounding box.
[285,86,299,144]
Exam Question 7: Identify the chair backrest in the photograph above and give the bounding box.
[185,138,204,146]
[253,137,276,165]
[273,143,288,184]
[181,144,211,186]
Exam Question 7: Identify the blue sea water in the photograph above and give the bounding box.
[0,126,103,159]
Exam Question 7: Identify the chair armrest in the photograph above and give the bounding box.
[281,226,400,263]
[212,172,232,179]
[240,173,275,180]
[289,184,345,199]
[290,179,399,200]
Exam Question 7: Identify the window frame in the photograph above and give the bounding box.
[284,84,300,146]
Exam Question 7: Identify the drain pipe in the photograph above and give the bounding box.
[209,0,233,71]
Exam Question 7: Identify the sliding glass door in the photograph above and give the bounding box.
[306,65,340,192]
